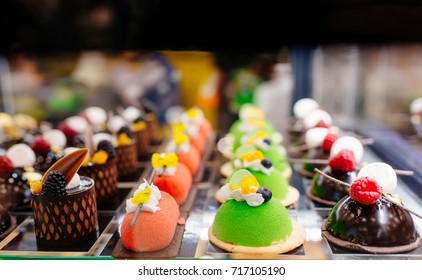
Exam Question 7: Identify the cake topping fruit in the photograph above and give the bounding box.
[314,120,329,128]
[321,133,338,152]
[30,135,51,154]
[132,116,147,131]
[0,155,15,175]
[263,138,272,145]
[357,162,397,194]
[58,122,78,139]
[303,109,332,130]
[117,126,133,146]
[220,169,269,207]
[257,187,272,202]
[97,140,116,160]
[260,159,273,169]
[239,175,260,194]
[349,176,381,205]
[330,136,364,162]
[91,150,109,164]
[328,149,356,172]
[42,171,67,197]
[239,150,264,162]
[305,127,329,149]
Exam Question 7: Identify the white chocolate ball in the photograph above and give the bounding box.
[330,136,364,162]
[303,109,332,130]
[305,127,329,149]
[122,106,142,123]
[293,98,319,119]
[6,143,36,167]
[84,106,107,125]
[107,115,127,134]
[43,129,67,149]
[357,162,397,194]
[65,116,88,134]
[410,97,422,114]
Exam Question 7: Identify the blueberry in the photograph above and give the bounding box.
[261,159,272,169]
[257,187,272,202]
[263,138,272,145]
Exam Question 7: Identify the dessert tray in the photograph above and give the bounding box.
[1,126,422,260]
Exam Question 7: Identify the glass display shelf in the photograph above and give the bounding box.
[1,128,422,260]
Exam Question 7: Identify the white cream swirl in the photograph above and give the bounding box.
[233,159,273,175]
[126,179,162,213]
[219,183,265,207]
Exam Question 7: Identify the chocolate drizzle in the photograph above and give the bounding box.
[326,196,419,247]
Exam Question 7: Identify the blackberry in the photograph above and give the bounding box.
[260,159,273,169]
[118,126,133,139]
[263,138,272,146]
[97,140,117,160]
[42,171,67,197]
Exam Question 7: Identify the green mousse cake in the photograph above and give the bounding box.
[212,199,292,247]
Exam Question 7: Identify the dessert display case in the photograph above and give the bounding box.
[1,122,422,260]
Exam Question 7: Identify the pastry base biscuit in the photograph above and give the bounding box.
[305,187,336,206]
[321,220,421,254]
[208,219,306,255]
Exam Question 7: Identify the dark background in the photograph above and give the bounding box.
[2,0,422,54]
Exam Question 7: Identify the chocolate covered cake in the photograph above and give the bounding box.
[0,155,31,211]
[30,149,99,250]
[322,163,421,254]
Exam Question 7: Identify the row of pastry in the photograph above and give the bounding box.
[212,101,421,255]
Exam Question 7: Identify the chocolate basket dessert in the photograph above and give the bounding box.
[30,148,99,251]
[78,140,119,208]
[132,117,150,160]
[115,126,138,181]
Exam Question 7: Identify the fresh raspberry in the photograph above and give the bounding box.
[314,120,329,128]
[329,149,355,172]
[30,135,51,154]
[321,133,338,152]
[58,122,78,139]
[349,176,381,205]
[0,155,15,175]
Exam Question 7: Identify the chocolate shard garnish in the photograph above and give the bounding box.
[41,148,89,187]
